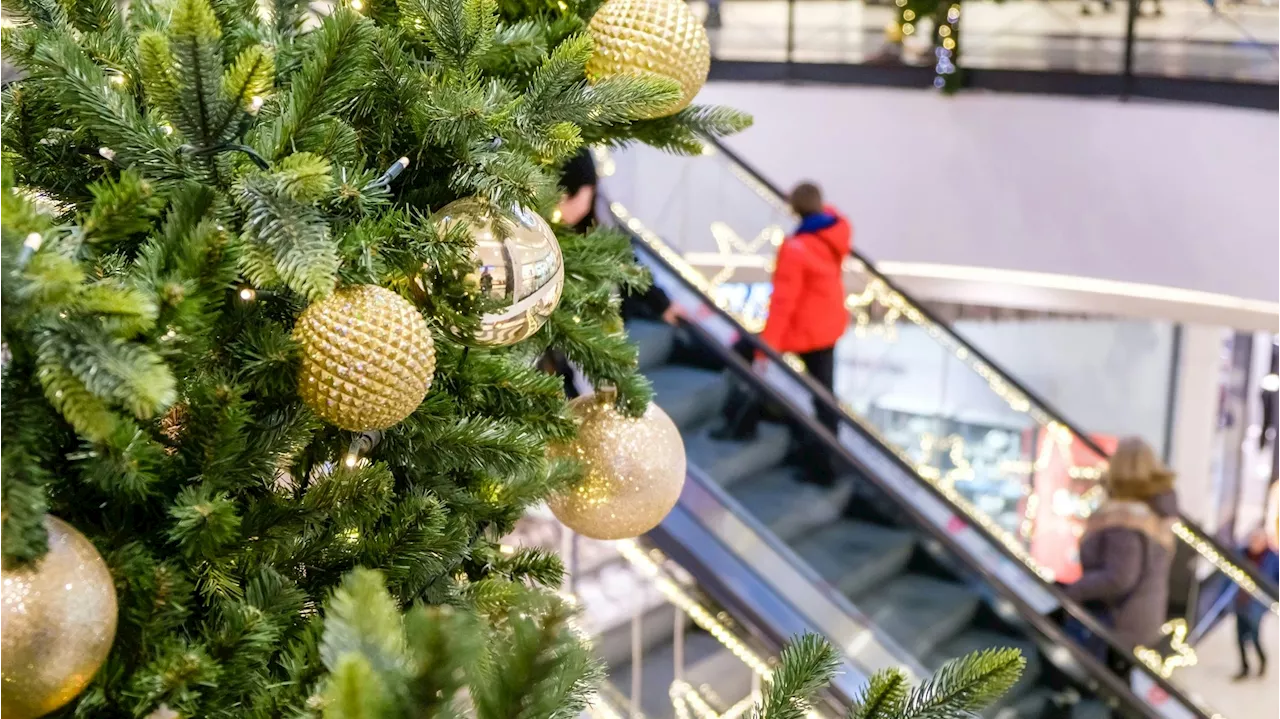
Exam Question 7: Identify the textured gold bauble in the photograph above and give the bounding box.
[435,200,564,348]
[295,285,436,431]
[1,516,118,719]
[586,0,711,119]
[549,394,686,540]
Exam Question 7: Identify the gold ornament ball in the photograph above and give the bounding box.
[549,394,686,540]
[435,200,564,348]
[586,0,711,119]
[295,284,436,431]
[2,516,118,719]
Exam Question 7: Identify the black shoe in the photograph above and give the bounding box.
[1259,657,1267,676]
[705,5,721,27]
[1233,667,1250,681]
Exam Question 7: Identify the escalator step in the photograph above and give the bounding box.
[683,423,791,488]
[853,574,980,658]
[791,521,914,598]
[729,466,855,543]
[649,365,729,430]
[627,319,676,372]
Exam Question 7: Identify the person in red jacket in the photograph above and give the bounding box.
[715,182,851,485]
[760,182,851,436]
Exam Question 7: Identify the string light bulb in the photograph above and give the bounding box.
[238,287,256,302]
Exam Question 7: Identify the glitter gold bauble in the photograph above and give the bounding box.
[295,285,436,431]
[549,393,686,540]
[586,0,711,119]
[435,199,564,348]
[2,516,118,719]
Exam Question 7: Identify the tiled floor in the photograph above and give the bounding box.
[693,0,1279,81]
[1179,615,1279,719]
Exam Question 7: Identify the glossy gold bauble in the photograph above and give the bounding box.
[435,200,564,348]
[549,394,686,540]
[295,285,436,430]
[2,516,118,719]
[586,0,711,119]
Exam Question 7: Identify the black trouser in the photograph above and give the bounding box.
[1237,611,1266,672]
[800,346,839,437]
[722,339,839,484]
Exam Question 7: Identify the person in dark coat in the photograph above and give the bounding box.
[1047,437,1177,719]
[1063,437,1177,676]
[540,147,679,398]
[1233,527,1278,679]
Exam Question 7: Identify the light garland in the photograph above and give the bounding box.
[610,197,1279,621]
[1134,619,1197,678]
[1172,523,1280,616]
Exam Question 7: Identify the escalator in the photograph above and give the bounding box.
[629,316,1060,716]
[597,200,1231,719]
[599,137,1278,632]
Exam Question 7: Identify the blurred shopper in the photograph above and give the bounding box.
[714,182,851,485]
[541,147,678,398]
[1063,437,1177,678]
[1233,527,1277,680]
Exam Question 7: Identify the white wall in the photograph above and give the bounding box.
[698,83,1280,304]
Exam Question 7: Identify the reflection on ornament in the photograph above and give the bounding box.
[435,199,564,348]
[2,516,118,719]
[586,0,710,119]
[550,394,685,540]
[295,285,436,430]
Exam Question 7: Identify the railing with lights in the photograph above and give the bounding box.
[505,503,852,719]
[597,141,1280,624]
[606,197,1225,719]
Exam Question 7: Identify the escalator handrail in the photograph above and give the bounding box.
[615,213,1215,719]
[700,135,1280,604]
[667,312,1185,719]
[647,463,874,706]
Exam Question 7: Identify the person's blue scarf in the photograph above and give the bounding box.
[795,211,838,235]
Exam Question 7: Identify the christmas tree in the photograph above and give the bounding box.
[0,0,1023,714]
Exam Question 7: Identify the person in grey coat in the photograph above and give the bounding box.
[1046,437,1177,719]
[1064,436,1177,667]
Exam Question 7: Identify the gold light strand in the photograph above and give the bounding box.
[613,197,1274,613]
[1172,523,1280,616]
[845,403,1054,580]
[1134,619,1198,678]
[614,540,774,677]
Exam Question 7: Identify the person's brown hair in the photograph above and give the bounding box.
[789,182,823,216]
[1103,436,1175,501]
